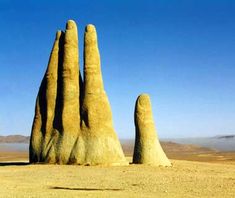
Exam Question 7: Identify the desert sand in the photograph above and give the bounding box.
[0,158,234,198]
[1,144,235,198]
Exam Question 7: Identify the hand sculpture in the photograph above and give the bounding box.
[133,94,171,166]
[30,20,127,165]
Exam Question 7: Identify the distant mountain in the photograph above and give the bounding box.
[164,135,235,151]
[0,135,30,143]
[121,139,214,156]
[215,135,235,139]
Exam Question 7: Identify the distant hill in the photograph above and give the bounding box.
[121,139,214,156]
[0,135,30,143]
[216,135,235,139]
[164,135,235,151]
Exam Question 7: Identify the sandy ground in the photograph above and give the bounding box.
[1,144,235,197]
[0,151,28,162]
[0,157,235,198]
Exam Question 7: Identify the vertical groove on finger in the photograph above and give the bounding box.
[53,31,64,133]
[79,71,84,125]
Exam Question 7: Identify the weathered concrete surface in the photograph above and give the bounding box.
[30,20,127,165]
[133,94,171,166]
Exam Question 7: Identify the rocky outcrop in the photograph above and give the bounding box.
[133,94,171,166]
[30,20,127,165]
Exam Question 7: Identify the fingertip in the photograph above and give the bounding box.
[85,24,96,32]
[56,30,62,40]
[137,94,151,109]
[66,20,77,30]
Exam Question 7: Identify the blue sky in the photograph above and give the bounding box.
[0,0,235,138]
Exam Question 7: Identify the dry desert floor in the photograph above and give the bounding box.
[1,143,235,197]
[0,157,235,198]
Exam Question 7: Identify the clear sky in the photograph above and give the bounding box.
[0,0,235,138]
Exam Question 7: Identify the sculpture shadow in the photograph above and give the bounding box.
[50,186,123,191]
[0,162,29,166]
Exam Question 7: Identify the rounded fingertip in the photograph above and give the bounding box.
[137,94,151,108]
[66,20,77,30]
[86,24,96,32]
[56,30,62,40]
